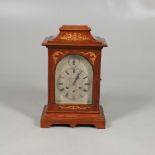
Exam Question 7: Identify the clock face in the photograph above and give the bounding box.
[57,68,90,100]
[55,54,93,104]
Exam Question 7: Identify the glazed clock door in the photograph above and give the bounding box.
[55,55,93,104]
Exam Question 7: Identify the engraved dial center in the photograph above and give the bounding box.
[57,68,90,100]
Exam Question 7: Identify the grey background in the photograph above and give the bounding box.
[0,0,155,154]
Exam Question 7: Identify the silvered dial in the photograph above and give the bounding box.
[57,68,90,100]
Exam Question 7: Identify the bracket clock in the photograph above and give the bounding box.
[40,25,107,129]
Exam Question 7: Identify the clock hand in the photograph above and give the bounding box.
[72,71,82,86]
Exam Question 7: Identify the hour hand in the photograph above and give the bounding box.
[72,71,82,85]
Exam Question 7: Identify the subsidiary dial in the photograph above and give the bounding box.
[57,68,90,100]
[68,55,80,67]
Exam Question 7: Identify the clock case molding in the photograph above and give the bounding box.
[41,25,107,128]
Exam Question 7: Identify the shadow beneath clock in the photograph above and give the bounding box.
[101,90,153,128]
[75,125,96,128]
[51,124,71,128]
[51,124,96,128]
[0,85,46,127]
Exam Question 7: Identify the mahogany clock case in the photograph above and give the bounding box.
[40,25,107,128]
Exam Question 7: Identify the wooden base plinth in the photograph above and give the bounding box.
[40,105,106,129]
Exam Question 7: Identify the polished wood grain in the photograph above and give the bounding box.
[40,25,107,129]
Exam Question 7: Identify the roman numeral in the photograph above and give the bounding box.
[73,59,75,65]
[83,76,88,79]
[59,88,64,91]
[73,69,75,73]
[83,89,88,92]
[58,83,63,85]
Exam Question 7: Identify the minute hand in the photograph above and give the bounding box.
[72,71,82,86]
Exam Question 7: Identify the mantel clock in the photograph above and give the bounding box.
[40,25,107,128]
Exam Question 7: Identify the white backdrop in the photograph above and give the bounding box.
[0,0,155,155]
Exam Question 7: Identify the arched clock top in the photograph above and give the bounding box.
[55,54,93,104]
